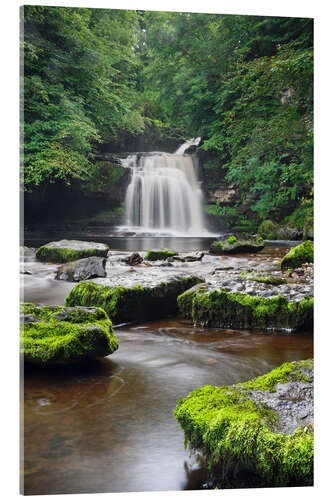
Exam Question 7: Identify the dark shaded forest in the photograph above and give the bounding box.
[22,6,313,232]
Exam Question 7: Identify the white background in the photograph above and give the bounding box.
[1,1,331,499]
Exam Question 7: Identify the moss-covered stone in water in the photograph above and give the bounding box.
[178,288,313,332]
[174,360,313,487]
[35,240,109,263]
[280,240,314,270]
[144,250,178,261]
[21,303,118,365]
[210,237,264,255]
[65,276,203,324]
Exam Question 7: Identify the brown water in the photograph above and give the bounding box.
[22,243,313,494]
[23,318,313,495]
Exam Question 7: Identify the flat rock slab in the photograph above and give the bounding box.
[178,284,313,332]
[65,275,203,324]
[55,256,107,282]
[175,359,314,488]
[21,303,118,365]
[35,239,109,263]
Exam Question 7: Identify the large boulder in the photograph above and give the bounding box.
[55,256,107,282]
[258,220,302,240]
[35,239,109,263]
[280,240,314,270]
[178,286,313,332]
[65,275,203,324]
[175,359,314,488]
[21,303,118,365]
[210,236,264,255]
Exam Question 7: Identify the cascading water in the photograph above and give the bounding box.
[121,139,207,235]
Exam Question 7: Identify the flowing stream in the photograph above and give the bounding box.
[122,139,206,235]
[22,245,313,494]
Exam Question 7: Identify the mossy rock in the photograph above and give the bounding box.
[210,237,264,255]
[65,276,204,324]
[174,360,314,488]
[280,241,314,270]
[178,287,313,332]
[144,250,178,261]
[36,239,109,263]
[303,222,314,240]
[240,271,286,286]
[258,220,302,240]
[21,303,118,365]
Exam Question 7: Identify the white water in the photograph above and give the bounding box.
[122,140,208,235]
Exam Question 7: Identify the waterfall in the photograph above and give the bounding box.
[121,141,207,235]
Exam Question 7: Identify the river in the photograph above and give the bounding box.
[22,240,313,494]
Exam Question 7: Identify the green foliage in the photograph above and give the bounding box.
[23,6,144,190]
[227,235,237,244]
[140,12,313,223]
[280,240,314,269]
[174,360,314,487]
[23,7,313,226]
[21,303,118,364]
[205,204,237,217]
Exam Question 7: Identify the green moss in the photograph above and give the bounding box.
[144,250,178,261]
[210,237,264,255]
[21,303,118,365]
[239,359,313,392]
[258,220,280,239]
[36,246,108,263]
[210,242,225,254]
[240,272,286,285]
[65,276,203,324]
[174,360,313,487]
[280,240,314,270]
[178,288,313,332]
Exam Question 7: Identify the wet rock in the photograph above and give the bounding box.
[280,240,314,270]
[178,286,313,332]
[20,268,33,275]
[174,359,314,488]
[122,252,143,266]
[55,256,107,282]
[36,239,109,263]
[210,236,264,255]
[65,275,204,324]
[174,252,205,263]
[20,303,118,365]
